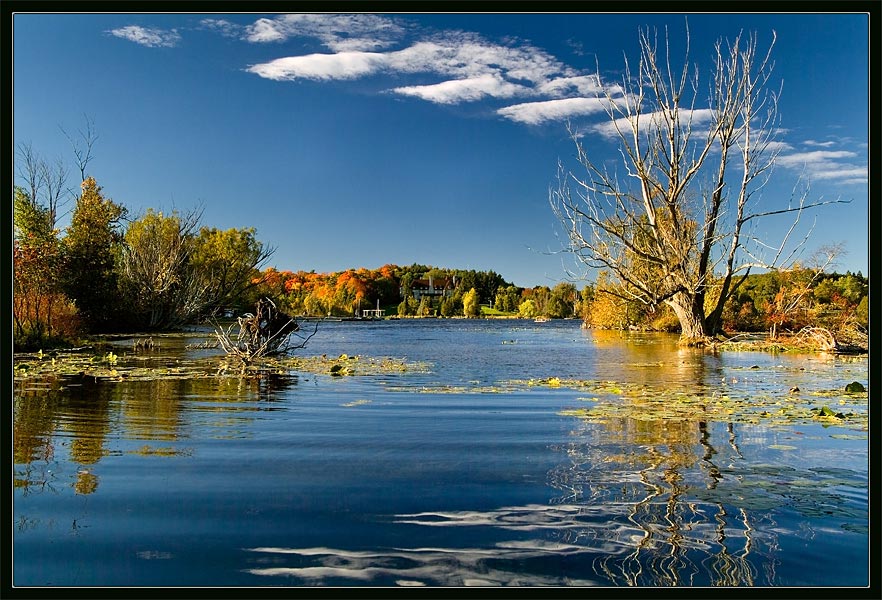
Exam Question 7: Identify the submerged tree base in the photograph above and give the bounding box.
[678,336,718,348]
[713,327,867,355]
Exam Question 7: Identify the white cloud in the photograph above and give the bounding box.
[246,52,387,81]
[385,37,569,85]
[245,37,584,108]
[589,108,717,139]
[498,97,610,125]
[199,18,243,38]
[244,14,404,51]
[765,140,794,154]
[394,74,529,104]
[244,19,582,107]
[238,14,640,124]
[536,75,604,98]
[774,150,857,168]
[803,139,836,148]
[810,167,868,181]
[245,18,287,43]
[109,25,180,48]
[771,148,866,185]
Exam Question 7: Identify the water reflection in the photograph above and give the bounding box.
[13,325,868,586]
[244,542,601,586]
[587,330,725,391]
[548,405,780,585]
[14,375,114,495]
[13,370,298,496]
[240,416,784,587]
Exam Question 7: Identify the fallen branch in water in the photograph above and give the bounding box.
[213,297,317,365]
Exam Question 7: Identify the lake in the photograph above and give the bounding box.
[12,319,870,588]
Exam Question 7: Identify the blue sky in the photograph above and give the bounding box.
[12,11,870,288]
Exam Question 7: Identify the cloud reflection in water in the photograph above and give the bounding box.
[244,535,603,586]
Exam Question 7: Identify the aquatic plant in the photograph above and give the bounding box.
[12,344,429,388]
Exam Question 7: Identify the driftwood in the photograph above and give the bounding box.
[214,297,316,364]
[792,326,839,352]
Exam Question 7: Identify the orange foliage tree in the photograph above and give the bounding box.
[13,186,81,348]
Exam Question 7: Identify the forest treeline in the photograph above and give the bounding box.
[256,264,577,319]
[254,263,867,334]
[13,174,867,351]
[14,173,868,352]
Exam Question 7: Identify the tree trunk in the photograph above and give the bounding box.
[667,292,709,345]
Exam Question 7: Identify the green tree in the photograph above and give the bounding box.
[855,296,868,329]
[439,297,454,317]
[518,298,538,319]
[494,285,521,313]
[440,292,463,317]
[117,209,204,329]
[418,296,432,317]
[548,282,577,318]
[190,226,275,315]
[575,284,595,322]
[528,286,552,316]
[463,287,481,318]
[61,177,126,331]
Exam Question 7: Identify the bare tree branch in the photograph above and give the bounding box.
[61,114,98,183]
[551,25,845,343]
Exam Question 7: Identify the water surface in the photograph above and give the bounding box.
[13,319,869,587]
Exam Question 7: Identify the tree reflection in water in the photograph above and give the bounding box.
[541,344,783,586]
[548,412,779,586]
[13,370,297,497]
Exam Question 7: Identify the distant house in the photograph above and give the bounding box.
[402,275,457,300]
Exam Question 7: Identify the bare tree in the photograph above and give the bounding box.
[61,114,98,183]
[118,207,208,329]
[15,142,69,228]
[15,142,43,208]
[551,25,845,344]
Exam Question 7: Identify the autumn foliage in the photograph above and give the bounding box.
[581,267,868,341]
[13,174,274,349]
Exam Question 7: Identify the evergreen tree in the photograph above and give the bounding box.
[61,177,126,331]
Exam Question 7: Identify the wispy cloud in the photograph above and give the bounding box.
[587,107,717,139]
[803,139,836,148]
[536,75,606,98]
[810,167,867,181]
[225,8,868,182]
[394,74,529,104]
[775,148,867,185]
[246,36,575,90]
[775,149,857,167]
[241,16,592,108]
[498,97,610,125]
[244,14,404,51]
[247,52,386,81]
[199,18,242,38]
[108,25,180,48]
